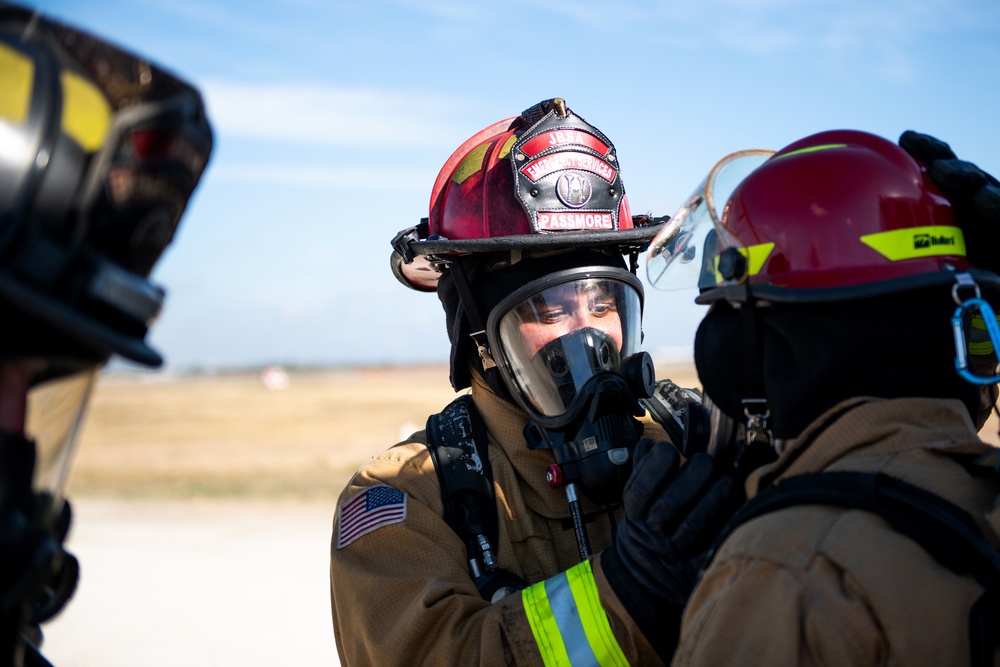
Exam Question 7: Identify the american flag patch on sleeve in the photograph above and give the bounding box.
[336,485,407,549]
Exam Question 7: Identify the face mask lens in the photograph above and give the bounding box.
[494,273,642,419]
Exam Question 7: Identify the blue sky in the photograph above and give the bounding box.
[29,0,1000,371]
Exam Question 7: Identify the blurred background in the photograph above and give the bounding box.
[26,0,1000,373]
[21,0,1000,665]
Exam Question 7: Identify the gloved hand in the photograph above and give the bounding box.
[601,438,735,659]
[899,130,1000,273]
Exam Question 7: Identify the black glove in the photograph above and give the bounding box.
[601,438,735,660]
[899,130,1000,274]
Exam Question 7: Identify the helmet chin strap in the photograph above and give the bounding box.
[737,281,773,452]
[447,261,508,398]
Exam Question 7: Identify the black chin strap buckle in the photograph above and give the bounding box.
[742,398,772,448]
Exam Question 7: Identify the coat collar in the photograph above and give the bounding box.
[746,397,986,497]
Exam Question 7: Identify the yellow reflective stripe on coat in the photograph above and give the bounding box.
[522,560,629,667]
[968,313,1000,356]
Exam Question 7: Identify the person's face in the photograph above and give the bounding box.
[515,280,624,358]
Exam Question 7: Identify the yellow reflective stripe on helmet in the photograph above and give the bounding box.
[60,70,112,152]
[712,242,774,283]
[0,43,34,124]
[742,242,775,276]
[522,561,629,667]
[860,226,966,261]
[452,143,490,185]
[498,133,518,160]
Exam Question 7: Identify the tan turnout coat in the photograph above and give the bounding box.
[330,372,668,666]
[674,397,1000,667]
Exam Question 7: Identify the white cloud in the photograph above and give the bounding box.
[202,80,478,148]
[644,0,994,81]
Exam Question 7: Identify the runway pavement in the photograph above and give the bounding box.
[41,498,342,667]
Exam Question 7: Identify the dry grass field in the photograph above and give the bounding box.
[42,363,1000,667]
[68,365,464,499]
[67,361,1000,501]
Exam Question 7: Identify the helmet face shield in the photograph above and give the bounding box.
[487,268,643,421]
[27,366,98,515]
[646,150,774,292]
[658,131,981,305]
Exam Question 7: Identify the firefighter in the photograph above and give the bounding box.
[330,99,734,665]
[0,5,212,665]
[646,129,1000,665]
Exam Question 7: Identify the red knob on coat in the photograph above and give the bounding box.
[546,464,563,488]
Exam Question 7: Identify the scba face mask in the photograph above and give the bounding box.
[489,266,656,532]
[486,267,646,427]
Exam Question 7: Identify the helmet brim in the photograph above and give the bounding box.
[392,221,666,293]
[0,270,162,367]
[408,225,663,257]
[695,267,1000,305]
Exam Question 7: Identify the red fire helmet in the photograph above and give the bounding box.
[693,130,1000,304]
[391,99,663,292]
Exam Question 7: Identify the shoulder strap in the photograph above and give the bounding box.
[425,395,525,601]
[711,471,1000,667]
[425,394,497,556]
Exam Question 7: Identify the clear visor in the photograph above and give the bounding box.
[492,272,642,419]
[28,368,98,512]
[646,150,774,291]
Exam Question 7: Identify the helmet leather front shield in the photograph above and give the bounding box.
[486,268,643,421]
[390,99,664,294]
[646,150,774,292]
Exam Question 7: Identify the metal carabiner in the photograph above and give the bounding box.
[951,271,982,306]
[951,295,1000,385]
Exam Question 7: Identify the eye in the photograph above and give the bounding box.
[589,299,617,317]
[537,306,566,324]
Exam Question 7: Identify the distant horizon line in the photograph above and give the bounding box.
[104,345,697,376]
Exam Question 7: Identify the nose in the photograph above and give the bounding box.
[574,310,602,330]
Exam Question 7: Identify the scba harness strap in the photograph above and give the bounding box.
[426,397,633,663]
[426,380,693,603]
[712,470,1000,667]
[424,394,525,602]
